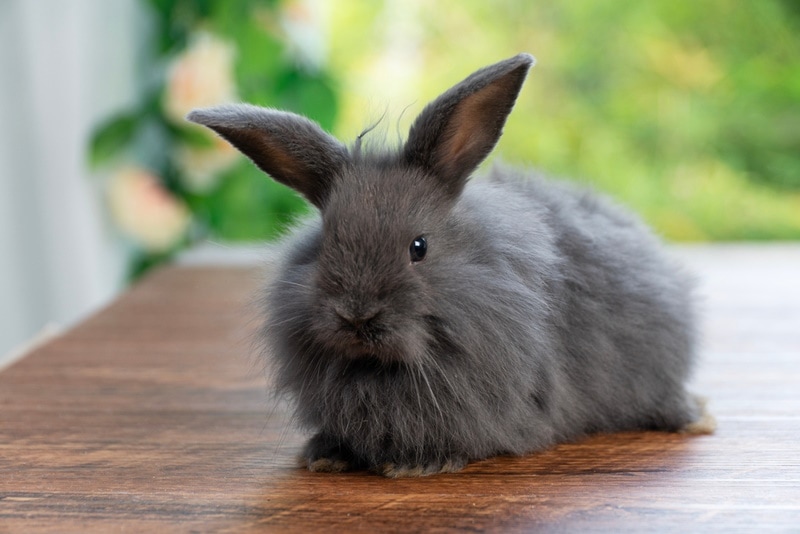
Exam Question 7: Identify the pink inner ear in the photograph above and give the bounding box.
[257,134,305,180]
[435,74,521,179]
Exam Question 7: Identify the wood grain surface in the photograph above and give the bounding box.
[1,245,799,532]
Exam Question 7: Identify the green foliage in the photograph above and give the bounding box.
[329,0,800,241]
[89,113,141,167]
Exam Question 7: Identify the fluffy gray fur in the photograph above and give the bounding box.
[188,53,710,478]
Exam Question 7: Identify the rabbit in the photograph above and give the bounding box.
[187,53,714,478]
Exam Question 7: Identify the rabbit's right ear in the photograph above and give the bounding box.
[187,104,347,208]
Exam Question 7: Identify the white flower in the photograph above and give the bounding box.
[163,33,237,124]
[107,167,191,252]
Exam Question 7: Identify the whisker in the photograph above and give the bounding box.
[425,354,461,406]
[274,279,313,291]
[418,362,444,424]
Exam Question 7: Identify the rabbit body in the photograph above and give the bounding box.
[189,54,710,477]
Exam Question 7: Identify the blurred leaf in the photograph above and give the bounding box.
[126,237,191,281]
[206,163,310,241]
[275,69,339,130]
[146,0,175,17]
[147,0,216,52]
[89,113,140,167]
[127,249,172,282]
[166,122,216,148]
[231,19,284,102]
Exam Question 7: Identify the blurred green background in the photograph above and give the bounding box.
[91,0,800,277]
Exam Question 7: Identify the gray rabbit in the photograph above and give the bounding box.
[188,53,714,478]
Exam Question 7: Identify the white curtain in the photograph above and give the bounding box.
[0,0,141,364]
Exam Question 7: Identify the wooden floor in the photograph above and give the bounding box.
[1,244,798,532]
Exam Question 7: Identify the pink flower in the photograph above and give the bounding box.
[163,33,237,124]
[281,0,328,69]
[175,129,240,193]
[107,167,190,252]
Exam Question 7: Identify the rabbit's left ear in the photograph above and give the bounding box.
[403,54,534,197]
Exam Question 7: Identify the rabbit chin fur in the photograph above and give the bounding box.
[187,53,712,478]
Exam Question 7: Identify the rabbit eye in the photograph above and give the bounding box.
[410,236,427,263]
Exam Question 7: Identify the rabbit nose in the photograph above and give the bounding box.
[334,305,379,330]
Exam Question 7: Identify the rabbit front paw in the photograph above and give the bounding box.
[377,456,468,478]
[299,433,355,473]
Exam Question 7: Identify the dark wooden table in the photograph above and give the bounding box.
[1,245,799,532]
